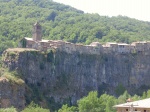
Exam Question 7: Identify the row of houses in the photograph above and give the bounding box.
[19,22,150,54]
[19,37,104,54]
[103,41,150,54]
[19,36,150,55]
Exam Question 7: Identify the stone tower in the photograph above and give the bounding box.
[32,22,42,41]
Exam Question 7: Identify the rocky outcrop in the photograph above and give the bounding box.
[0,77,25,110]
[2,48,150,110]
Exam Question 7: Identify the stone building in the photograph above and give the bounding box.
[103,42,130,53]
[131,41,147,52]
[32,22,42,41]
[118,43,130,53]
[19,22,104,54]
[105,42,118,52]
[19,22,50,51]
[19,22,150,55]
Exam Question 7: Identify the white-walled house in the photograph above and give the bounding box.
[114,98,150,112]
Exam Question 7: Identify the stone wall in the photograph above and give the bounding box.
[22,38,150,55]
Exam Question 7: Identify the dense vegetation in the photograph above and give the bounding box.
[1,90,150,112]
[1,0,150,111]
[0,0,150,54]
[0,102,50,112]
[57,90,150,112]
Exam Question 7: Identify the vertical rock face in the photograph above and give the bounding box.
[2,48,150,109]
[0,77,25,110]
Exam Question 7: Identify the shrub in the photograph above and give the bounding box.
[2,70,24,85]
[22,102,50,112]
[0,107,17,112]
[58,104,78,112]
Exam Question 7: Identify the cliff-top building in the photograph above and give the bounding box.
[19,22,150,54]
[18,22,104,54]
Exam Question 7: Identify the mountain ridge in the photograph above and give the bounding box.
[0,0,150,54]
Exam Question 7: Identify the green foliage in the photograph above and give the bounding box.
[0,107,17,112]
[78,91,103,112]
[22,101,50,112]
[0,68,24,85]
[2,90,150,112]
[132,94,141,101]
[146,90,150,98]
[100,94,116,112]
[142,91,147,99]
[0,0,150,54]
[117,91,131,104]
[58,104,78,112]
[8,51,16,57]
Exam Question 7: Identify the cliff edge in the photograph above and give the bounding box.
[1,48,150,110]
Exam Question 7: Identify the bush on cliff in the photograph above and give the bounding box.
[0,69,24,85]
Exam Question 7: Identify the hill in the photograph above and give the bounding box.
[0,0,150,53]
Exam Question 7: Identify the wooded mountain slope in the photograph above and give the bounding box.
[1,0,150,53]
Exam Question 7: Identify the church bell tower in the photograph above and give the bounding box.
[32,22,42,41]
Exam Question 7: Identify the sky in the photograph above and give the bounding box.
[53,0,150,22]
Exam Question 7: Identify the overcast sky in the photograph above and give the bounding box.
[53,0,150,22]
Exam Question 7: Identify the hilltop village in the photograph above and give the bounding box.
[3,22,150,111]
[19,22,150,55]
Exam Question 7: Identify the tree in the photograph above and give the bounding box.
[142,91,147,99]
[22,102,50,112]
[58,104,78,112]
[117,91,131,104]
[78,91,103,112]
[105,96,117,112]
[146,90,150,98]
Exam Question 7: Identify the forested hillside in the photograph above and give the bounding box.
[1,0,150,53]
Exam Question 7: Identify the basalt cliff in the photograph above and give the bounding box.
[1,47,150,110]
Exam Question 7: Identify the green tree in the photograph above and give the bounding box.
[142,91,147,99]
[132,94,141,101]
[78,91,103,112]
[105,96,116,112]
[117,90,131,104]
[146,90,150,98]
[58,104,78,112]
[22,102,50,112]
